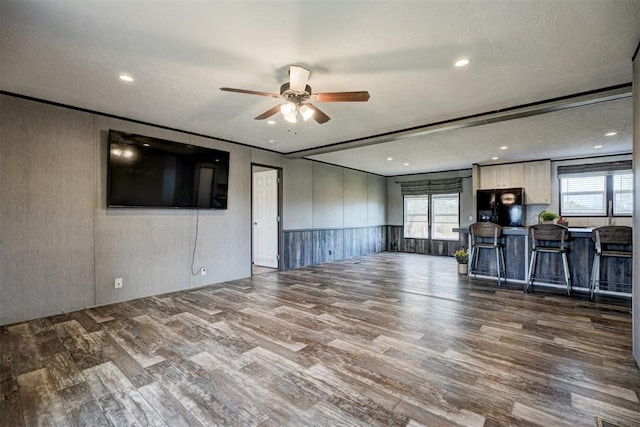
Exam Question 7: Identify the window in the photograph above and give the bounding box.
[404,196,429,238]
[613,173,633,215]
[404,193,459,239]
[560,175,607,215]
[559,171,632,216]
[431,194,460,239]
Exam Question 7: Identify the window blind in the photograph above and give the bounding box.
[399,178,462,196]
[557,160,632,176]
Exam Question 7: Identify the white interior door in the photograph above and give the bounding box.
[253,169,279,268]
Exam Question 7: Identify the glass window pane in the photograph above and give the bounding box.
[431,193,459,240]
[560,175,607,216]
[404,196,429,238]
[613,173,633,215]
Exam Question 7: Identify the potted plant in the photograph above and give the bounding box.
[539,211,559,224]
[454,249,469,275]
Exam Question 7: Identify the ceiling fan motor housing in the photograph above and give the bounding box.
[280,83,312,101]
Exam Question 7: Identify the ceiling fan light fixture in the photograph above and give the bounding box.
[299,104,314,121]
[283,112,297,123]
[280,102,296,116]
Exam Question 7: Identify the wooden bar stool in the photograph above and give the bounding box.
[526,224,571,295]
[590,226,633,298]
[469,222,506,286]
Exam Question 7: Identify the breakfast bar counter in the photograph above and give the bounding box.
[453,226,632,296]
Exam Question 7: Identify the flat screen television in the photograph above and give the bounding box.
[107,130,229,209]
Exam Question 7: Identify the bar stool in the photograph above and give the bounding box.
[526,224,571,295]
[590,226,633,298]
[469,222,506,286]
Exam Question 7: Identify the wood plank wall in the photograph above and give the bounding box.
[470,235,528,281]
[385,226,466,257]
[283,226,386,270]
[532,238,632,292]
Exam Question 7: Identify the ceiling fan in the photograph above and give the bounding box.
[220,65,370,124]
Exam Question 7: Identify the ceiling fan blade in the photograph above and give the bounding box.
[254,104,283,120]
[289,65,310,93]
[220,87,281,98]
[306,104,331,124]
[314,91,370,102]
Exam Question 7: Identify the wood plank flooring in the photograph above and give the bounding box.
[1,252,638,426]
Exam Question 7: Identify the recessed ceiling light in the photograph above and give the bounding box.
[605,132,617,136]
[267,139,276,144]
[500,146,508,150]
[267,120,276,125]
[594,145,603,149]
[491,156,499,160]
[387,157,393,161]
[118,74,134,82]
[455,58,470,67]
[404,163,410,166]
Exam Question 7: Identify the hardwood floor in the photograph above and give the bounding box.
[1,252,638,426]
[252,265,278,276]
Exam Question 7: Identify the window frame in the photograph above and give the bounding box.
[559,171,633,217]
[403,193,460,240]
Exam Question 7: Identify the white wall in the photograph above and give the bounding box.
[343,169,368,227]
[312,163,345,229]
[281,160,386,231]
[1,96,97,324]
[251,149,282,168]
[282,158,313,230]
[368,174,387,226]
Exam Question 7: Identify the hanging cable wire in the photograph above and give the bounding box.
[190,209,201,275]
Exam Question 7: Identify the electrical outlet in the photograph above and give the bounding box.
[114,277,123,288]
[200,267,207,276]
[469,215,473,221]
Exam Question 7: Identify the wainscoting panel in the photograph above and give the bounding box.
[312,228,344,265]
[505,235,527,280]
[283,230,313,270]
[385,225,466,256]
[283,226,385,270]
[342,227,366,259]
[368,226,386,254]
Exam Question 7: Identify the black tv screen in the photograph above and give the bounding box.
[107,130,229,209]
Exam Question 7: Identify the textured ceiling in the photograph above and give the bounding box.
[310,98,634,174]
[1,0,639,175]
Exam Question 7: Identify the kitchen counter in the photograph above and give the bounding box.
[454,226,594,235]
[454,226,631,297]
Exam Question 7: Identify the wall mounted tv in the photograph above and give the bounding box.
[107,130,229,209]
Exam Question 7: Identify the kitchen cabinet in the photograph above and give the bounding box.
[478,166,500,189]
[478,163,523,189]
[523,160,551,204]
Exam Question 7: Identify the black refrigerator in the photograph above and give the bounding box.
[476,188,525,227]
